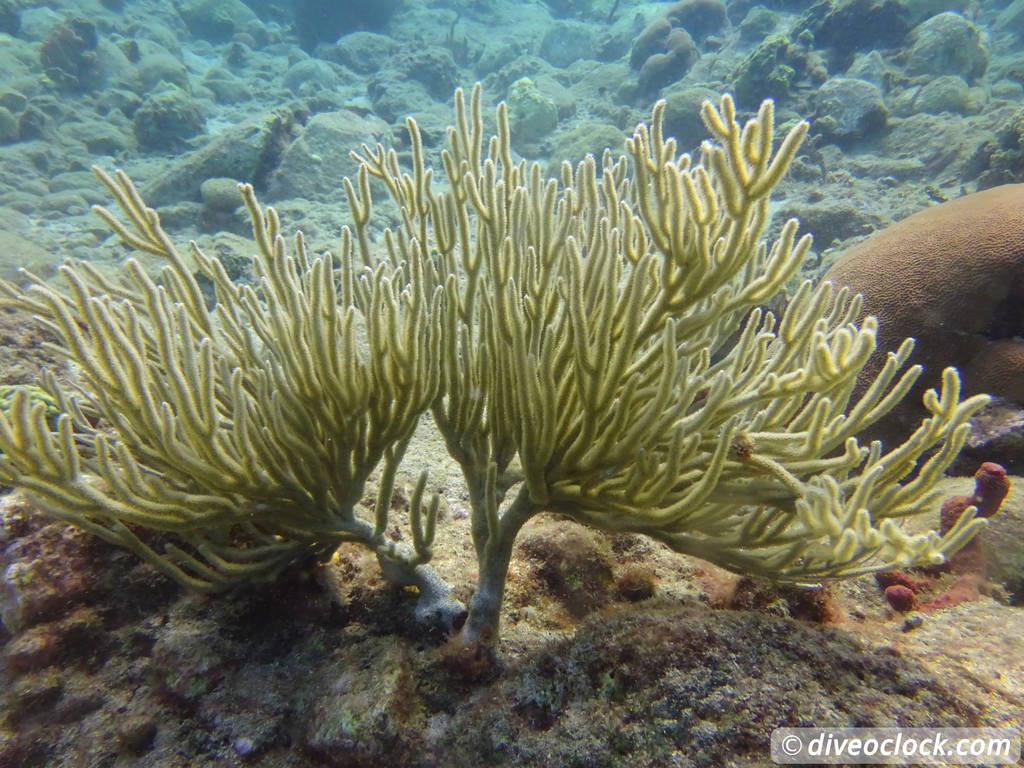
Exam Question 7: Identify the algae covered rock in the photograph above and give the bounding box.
[397,47,459,100]
[294,0,403,51]
[795,0,910,69]
[730,36,806,107]
[541,0,594,18]
[135,48,191,93]
[814,77,887,142]
[906,12,988,81]
[200,67,251,104]
[662,85,720,149]
[364,46,458,112]
[546,120,627,179]
[269,110,390,202]
[912,74,973,115]
[133,87,204,150]
[964,107,1024,189]
[38,17,99,92]
[178,0,257,42]
[282,58,341,94]
[507,77,558,145]
[539,21,596,68]
[438,607,989,765]
[845,49,891,86]
[199,177,243,212]
[738,5,779,42]
[140,109,294,206]
[331,31,400,74]
[516,518,616,620]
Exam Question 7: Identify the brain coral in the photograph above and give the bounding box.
[823,184,1024,437]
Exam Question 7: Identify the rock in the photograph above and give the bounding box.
[777,198,883,247]
[282,58,341,94]
[542,0,593,18]
[39,18,100,92]
[954,399,1024,475]
[72,118,134,154]
[152,620,231,707]
[516,517,616,620]
[201,67,252,104]
[140,108,294,206]
[0,495,107,633]
[539,21,595,68]
[992,80,1024,101]
[178,0,258,42]
[400,47,459,100]
[190,232,254,277]
[0,89,27,113]
[135,49,190,92]
[477,41,521,77]
[845,50,891,87]
[912,74,971,115]
[616,564,657,601]
[4,607,102,675]
[40,190,89,216]
[506,77,559,146]
[115,716,159,755]
[905,12,988,82]
[303,639,421,762]
[730,36,807,107]
[295,0,402,51]
[17,6,62,42]
[5,626,63,673]
[53,692,104,723]
[17,105,47,140]
[199,177,243,212]
[738,5,778,42]
[901,0,971,24]
[546,121,626,178]
[664,0,727,42]
[593,15,638,61]
[366,48,458,115]
[268,110,390,202]
[882,112,971,175]
[662,85,720,150]
[133,87,204,150]
[795,0,910,69]
[331,31,399,74]
[982,478,1024,604]
[4,672,63,726]
[0,1,17,34]
[437,606,995,763]
[962,107,1024,189]
[814,77,887,142]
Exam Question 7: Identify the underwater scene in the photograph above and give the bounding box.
[0,0,1023,765]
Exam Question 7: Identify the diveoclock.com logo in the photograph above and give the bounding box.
[770,727,1020,764]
